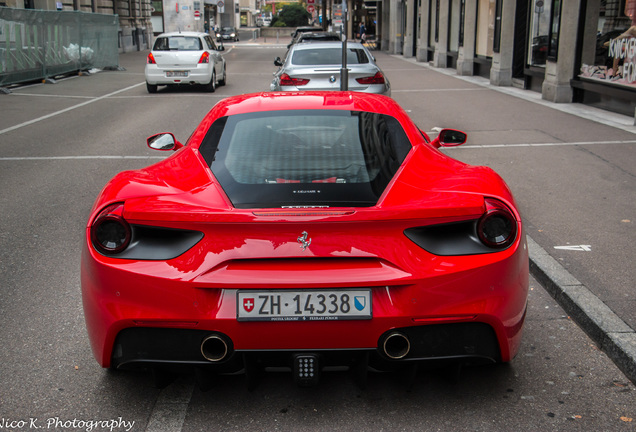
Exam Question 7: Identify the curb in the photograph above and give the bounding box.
[527,236,636,384]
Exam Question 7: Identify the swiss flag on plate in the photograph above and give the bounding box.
[243,298,255,313]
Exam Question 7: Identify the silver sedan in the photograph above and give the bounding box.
[271,41,391,96]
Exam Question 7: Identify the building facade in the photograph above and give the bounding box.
[378,0,636,119]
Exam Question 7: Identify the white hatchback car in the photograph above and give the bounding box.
[145,32,226,93]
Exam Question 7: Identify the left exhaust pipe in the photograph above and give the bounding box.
[201,335,230,362]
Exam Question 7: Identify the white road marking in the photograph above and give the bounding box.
[442,140,636,149]
[0,156,164,161]
[2,140,633,162]
[554,245,592,252]
[145,378,195,432]
[0,82,145,136]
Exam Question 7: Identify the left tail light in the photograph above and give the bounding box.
[477,198,518,248]
[147,53,156,64]
[279,73,310,86]
[90,203,131,255]
[199,52,210,64]
[356,72,386,85]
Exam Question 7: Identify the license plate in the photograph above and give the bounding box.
[166,71,188,77]
[237,289,372,322]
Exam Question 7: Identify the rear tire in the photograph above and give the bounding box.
[146,82,158,93]
[218,65,227,86]
[203,71,216,92]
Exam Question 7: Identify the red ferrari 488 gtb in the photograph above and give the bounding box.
[81,91,528,386]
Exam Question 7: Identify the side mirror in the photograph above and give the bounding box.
[430,128,467,149]
[217,45,225,51]
[274,57,283,67]
[147,133,183,151]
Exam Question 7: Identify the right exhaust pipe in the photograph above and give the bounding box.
[382,332,411,359]
[201,334,230,362]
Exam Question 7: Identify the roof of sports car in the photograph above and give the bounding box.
[207,91,410,119]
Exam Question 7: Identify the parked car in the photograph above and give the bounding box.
[256,16,271,27]
[145,31,226,93]
[290,26,323,41]
[217,27,239,42]
[287,31,342,48]
[81,91,528,386]
[272,41,391,96]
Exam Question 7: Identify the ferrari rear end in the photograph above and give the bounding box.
[81,92,528,385]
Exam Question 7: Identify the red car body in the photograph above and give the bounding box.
[81,92,528,382]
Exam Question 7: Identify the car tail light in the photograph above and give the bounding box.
[90,203,131,255]
[280,73,310,86]
[356,72,386,85]
[199,52,210,64]
[477,198,517,248]
[147,53,156,64]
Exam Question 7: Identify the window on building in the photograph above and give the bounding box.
[476,0,496,57]
[429,0,439,48]
[449,0,461,52]
[579,0,636,87]
[527,0,561,66]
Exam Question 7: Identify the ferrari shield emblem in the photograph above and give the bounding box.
[354,296,366,311]
[243,298,255,313]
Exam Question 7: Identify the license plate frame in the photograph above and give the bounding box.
[166,70,188,77]
[237,289,372,322]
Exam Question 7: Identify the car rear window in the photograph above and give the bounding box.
[292,48,370,65]
[153,36,203,51]
[198,110,411,208]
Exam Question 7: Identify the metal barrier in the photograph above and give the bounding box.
[0,7,119,87]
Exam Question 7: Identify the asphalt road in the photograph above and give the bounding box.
[0,41,635,431]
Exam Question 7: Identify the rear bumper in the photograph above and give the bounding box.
[81,233,529,369]
[110,321,507,371]
[145,64,212,85]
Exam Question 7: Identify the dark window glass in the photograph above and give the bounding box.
[199,110,411,208]
[292,48,370,65]
[153,36,203,51]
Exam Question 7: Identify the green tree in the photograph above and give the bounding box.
[272,3,311,27]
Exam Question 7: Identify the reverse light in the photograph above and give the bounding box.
[90,203,131,255]
[279,73,310,86]
[198,51,210,64]
[477,198,517,248]
[147,53,156,64]
[356,71,386,85]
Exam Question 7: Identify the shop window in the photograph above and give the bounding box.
[449,0,461,52]
[493,0,502,53]
[476,0,496,57]
[459,0,465,47]
[527,0,562,66]
[579,0,636,87]
[547,0,562,59]
[429,0,439,48]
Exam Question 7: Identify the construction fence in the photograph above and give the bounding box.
[0,7,119,87]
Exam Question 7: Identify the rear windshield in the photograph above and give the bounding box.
[199,110,411,208]
[153,36,202,51]
[292,48,370,65]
